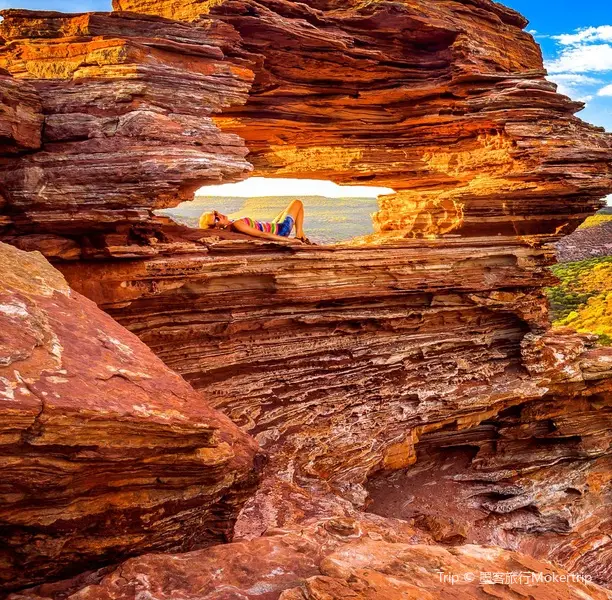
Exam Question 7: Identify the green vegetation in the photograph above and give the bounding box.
[577,214,612,229]
[547,256,612,345]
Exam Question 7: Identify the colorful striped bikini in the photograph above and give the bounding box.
[236,216,294,237]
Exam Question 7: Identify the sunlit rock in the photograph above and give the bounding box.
[0,242,262,592]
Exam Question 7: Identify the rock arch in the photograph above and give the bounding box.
[1,0,612,588]
[118,0,612,240]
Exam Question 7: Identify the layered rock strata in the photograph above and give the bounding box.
[57,228,559,491]
[2,0,612,243]
[369,332,612,585]
[115,0,612,241]
[0,0,612,595]
[0,68,42,227]
[0,10,252,235]
[57,231,612,581]
[0,69,41,155]
[0,242,262,593]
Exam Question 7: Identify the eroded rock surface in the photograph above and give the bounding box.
[9,512,612,600]
[0,0,612,595]
[368,384,612,584]
[0,242,262,592]
[1,0,612,243]
[56,230,555,486]
[0,11,252,234]
[0,68,43,223]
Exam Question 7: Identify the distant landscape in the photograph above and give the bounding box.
[158,195,379,244]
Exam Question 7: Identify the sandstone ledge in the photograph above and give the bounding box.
[9,512,612,600]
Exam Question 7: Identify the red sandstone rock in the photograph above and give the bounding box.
[367,353,612,585]
[5,234,82,260]
[54,233,557,486]
[9,521,612,600]
[0,11,252,234]
[0,69,42,154]
[279,541,612,600]
[0,0,612,594]
[0,242,262,593]
[1,0,612,241]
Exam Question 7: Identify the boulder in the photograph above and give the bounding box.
[0,242,262,592]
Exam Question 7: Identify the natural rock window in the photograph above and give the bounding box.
[158,177,395,243]
[1,0,612,596]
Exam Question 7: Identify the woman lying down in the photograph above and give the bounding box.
[199,199,311,244]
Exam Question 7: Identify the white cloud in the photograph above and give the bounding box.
[545,25,612,109]
[547,25,612,81]
[546,43,612,74]
[598,84,612,96]
[548,74,603,85]
[553,25,612,46]
[546,74,602,104]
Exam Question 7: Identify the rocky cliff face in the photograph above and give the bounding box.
[0,0,612,596]
[0,242,262,592]
[0,11,252,235]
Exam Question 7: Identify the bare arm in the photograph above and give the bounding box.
[232,219,300,243]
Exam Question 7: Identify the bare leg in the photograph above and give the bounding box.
[272,199,305,238]
[271,200,296,222]
[293,202,305,238]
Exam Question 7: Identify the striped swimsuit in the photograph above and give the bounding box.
[236,216,294,237]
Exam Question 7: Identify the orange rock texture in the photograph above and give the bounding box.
[53,235,563,483]
[0,11,252,234]
[0,242,262,593]
[9,510,612,600]
[368,365,612,583]
[0,0,612,597]
[114,0,612,240]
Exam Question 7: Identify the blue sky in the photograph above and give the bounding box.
[3,0,612,132]
[0,0,110,10]
[505,0,612,130]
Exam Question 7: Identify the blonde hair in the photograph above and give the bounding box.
[199,211,216,229]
